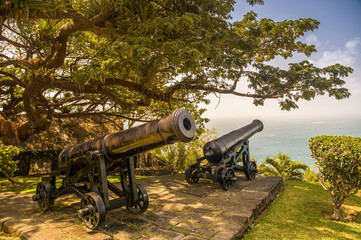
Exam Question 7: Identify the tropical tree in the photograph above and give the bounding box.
[259,152,309,180]
[0,0,352,145]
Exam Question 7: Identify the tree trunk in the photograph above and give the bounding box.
[333,202,343,220]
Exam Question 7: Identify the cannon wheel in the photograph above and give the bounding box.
[185,164,199,184]
[35,181,55,212]
[79,192,106,230]
[219,168,236,190]
[245,161,258,180]
[127,185,149,214]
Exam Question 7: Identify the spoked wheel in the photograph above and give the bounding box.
[127,185,149,215]
[78,192,106,230]
[32,181,55,212]
[185,164,200,184]
[245,161,258,180]
[219,168,236,191]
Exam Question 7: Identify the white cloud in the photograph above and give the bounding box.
[345,37,361,50]
[315,37,360,68]
[305,34,320,47]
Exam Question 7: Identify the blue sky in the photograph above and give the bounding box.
[202,0,361,121]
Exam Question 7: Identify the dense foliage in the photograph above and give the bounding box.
[0,0,353,145]
[0,145,21,178]
[259,152,309,180]
[152,128,217,171]
[309,135,361,220]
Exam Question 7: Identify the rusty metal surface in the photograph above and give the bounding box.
[58,108,196,168]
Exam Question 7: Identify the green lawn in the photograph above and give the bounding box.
[0,176,41,194]
[244,180,361,240]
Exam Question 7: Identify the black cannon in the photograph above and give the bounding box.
[185,120,263,190]
[32,108,196,229]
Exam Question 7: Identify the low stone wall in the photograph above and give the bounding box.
[13,150,60,176]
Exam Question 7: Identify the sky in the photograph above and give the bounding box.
[201,0,361,121]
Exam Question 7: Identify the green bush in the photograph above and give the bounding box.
[309,135,361,220]
[302,168,318,183]
[0,145,21,178]
[152,128,217,171]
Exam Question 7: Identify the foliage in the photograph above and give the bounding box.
[243,180,361,240]
[152,128,217,171]
[259,152,309,180]
[309,135,361,220]
[0,0,353,145]
[0,145,21,177]
[302,168,318,183]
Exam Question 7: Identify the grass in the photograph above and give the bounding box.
[0,174,152,194]
[0,232,20,240]
[0,176,41,194]
[243,180,361,240]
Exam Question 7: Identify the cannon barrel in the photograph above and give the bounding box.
[58,108,196,168]
[203,120,263,163]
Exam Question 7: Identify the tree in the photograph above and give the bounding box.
[0,0,352,145]
[309,135,361,220]
[259,152,309,180]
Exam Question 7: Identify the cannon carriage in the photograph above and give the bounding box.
[185,120,263,190]
[32,108,196,229]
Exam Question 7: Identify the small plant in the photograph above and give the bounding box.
[302,168,318,183]
[309,135,361,220]
[259,152,309,180]
[0,145,21,184]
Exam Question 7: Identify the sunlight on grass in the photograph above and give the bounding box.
[1,174,152,193]
[243,180,361,240]
[0,176,40,194]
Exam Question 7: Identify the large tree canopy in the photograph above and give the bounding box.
[0,0,353,145]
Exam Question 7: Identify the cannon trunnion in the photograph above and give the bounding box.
[32,108,196,229]
[185,120,263,190]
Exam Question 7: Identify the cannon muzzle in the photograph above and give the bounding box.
[203,120,263,163]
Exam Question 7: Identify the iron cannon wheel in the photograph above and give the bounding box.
[185,164,199,184]
[35,181,55,212]
[126,185,149,215]
[245,161,258,180]
[79,192,106,230]
[219,168,236,190]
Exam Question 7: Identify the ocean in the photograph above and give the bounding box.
[206,117,361,171]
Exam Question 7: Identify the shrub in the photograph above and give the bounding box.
[302,168,318,183]
[309,135,361,220]
[259,152,309,180]
[152,128,217,171]
[0,145,21,180]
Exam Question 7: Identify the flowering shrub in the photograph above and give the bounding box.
[0,145,21,177]
[309,135,361,220]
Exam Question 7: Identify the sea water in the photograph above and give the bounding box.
[206,117,361,171]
